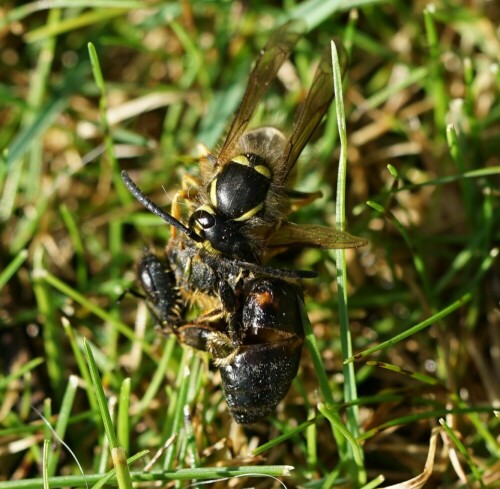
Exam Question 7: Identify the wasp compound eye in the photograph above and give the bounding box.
[193,209,216,230]
[188,206,257,260]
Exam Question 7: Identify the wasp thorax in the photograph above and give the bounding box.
[208,153,271,222]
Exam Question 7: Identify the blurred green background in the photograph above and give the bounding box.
[1,1,499,487]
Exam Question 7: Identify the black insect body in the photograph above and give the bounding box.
[209,153,271,222]
[137,252,183,325]
[220,278,305,423]
[122,21,368,423]
[138,248,305,424]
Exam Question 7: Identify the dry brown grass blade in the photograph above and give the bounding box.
[380,428,440,489]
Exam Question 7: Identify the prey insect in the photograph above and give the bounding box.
[122,20,367,423]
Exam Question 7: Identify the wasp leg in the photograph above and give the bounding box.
[174,323,225,352]
[170,190,186,239]
[181,283,243,362]
[285,188,323,212]
[216,280,237,312]
[215,276,251,343]
[116,287,144,303]
[181,173,201,192]
[206,331,239,367]
[216,279,239,341]
[169,174,201,239]
[151,291,238,361]
[161,319,239,363]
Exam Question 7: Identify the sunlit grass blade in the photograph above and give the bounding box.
[0,465,295,489]
[88,42,128,204]
[83,339,133,489]
[26,9,128,44]
[0,357,44,389]
[366,200,433,303]
[440,419,486,487]
[37,269,153,356]
[0,1,142,29]
[0,95,67,221]
[423,6,448,136]
[117,378,131,455]
[59,204,88,289]
[345,291,473,363]
[0,249,28,291]
[331,39,366,485]
[46,375,79,477]
[358,406,496,442]
[61,318,98,413]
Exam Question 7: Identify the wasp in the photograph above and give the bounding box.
[122,21,367,423]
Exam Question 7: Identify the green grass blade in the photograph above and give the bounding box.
[345,291,473,363]
[0,249,28,291]
[332,39,366,484]
[83,340,133,489]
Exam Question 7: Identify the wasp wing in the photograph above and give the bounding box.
[217,20,305,165]
[278,42,347,184]
[267,221,368,249]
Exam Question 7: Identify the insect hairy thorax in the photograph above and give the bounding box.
[208,153,272,222]
[195,127,290,261]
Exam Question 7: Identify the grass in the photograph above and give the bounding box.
[1,1,499,488]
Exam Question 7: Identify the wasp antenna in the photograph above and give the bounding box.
[121,170,203,243]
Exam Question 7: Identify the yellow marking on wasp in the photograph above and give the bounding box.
[209,180,218,207]
[254,164,271,178]
[202,240,221,256]
[231,155,271,179]
[232,154,250,166]
[197,204,216,215]
[234,201,264,222]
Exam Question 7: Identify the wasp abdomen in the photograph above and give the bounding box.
[220,278,304,424]
[221,341,302,423]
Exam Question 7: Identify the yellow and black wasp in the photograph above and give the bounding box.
[122,20,367,423]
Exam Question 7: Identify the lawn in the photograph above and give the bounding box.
[0,1,499,488]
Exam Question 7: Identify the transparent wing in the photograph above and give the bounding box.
[217,20,305,165]
[267,221,368,249]
[278,42,347,184]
